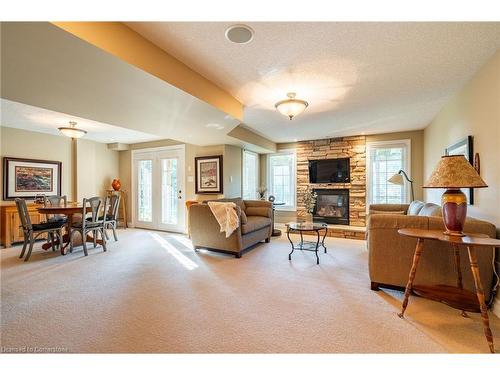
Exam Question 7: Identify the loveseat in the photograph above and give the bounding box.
[188,198,273,258]
[367,201,497,301]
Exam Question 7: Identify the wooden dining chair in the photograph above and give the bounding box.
[43,195,68,222]
[102,193,121,241]
[15,198,66,261]
[69,197,107,256]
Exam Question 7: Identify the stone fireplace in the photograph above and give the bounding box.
[313,189,349,225]
[296,135,366,230]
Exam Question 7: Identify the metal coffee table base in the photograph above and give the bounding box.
[287,223,327,264]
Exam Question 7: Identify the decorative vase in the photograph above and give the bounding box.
[441,189,467,236]
[111,178,121,191]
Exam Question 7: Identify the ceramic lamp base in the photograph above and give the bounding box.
[441,189,467,236]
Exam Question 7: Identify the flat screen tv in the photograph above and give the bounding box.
[308,158,350,183]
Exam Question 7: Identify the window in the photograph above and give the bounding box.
[242,150,259,200]
[268,151,296,210]
[367,140,411,205]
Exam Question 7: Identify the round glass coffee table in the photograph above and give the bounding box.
[286,222,328,264]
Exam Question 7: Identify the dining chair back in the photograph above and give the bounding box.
[69,196,107,256]
[15,198,65,261]
[84,196,102,225]
[15,198,33,231]
[44,195,67,222]
[102,193,121,241]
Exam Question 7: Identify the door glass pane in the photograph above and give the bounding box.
[161,158,178,225]
[138,160,153,222]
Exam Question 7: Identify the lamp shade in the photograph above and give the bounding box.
[423,155,487,189]
[388,173,404,185]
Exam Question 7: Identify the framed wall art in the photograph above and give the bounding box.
[195,155,223,194]
[3,157,62,200]
[445,135,474,205]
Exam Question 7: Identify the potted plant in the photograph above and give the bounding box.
[301,187,318,223]
[257,186,267,200]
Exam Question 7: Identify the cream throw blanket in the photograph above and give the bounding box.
[207,201,240,238]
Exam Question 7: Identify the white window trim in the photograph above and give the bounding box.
[366,139,411,209]
[242,149,259,200]
[267,149,297,211]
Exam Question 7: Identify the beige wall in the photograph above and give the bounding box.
[424,50,500,228]
[366,130,424,201]
[76,139,119,200]
[223,145,242,198]
[0,126,119,204]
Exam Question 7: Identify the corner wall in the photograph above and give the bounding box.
[423,50,500,317]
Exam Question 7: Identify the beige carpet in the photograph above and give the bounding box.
[1,228,499,353]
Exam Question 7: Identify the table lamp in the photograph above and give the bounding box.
[388,170,414,202]
[423,155,487,236]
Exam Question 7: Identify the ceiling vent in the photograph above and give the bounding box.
[225,24,254,44]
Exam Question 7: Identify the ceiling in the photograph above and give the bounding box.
[1,22,246,147]
[0,99,162,144]
[127,22,500,142]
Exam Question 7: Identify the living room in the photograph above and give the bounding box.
[1,2,500,374]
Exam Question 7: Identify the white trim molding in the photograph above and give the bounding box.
[366,139,412,209]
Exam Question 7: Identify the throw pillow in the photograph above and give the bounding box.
[407,200,425,215]
[240,210,248,224]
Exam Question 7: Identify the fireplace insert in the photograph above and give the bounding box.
[312,189,349,225]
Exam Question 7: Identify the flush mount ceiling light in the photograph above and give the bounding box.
[58,121,87,139]
[225,24,254,44]
[275,92,309,120]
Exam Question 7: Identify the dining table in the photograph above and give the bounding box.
[37,203,103,255]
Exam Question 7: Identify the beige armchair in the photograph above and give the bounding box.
[188,198,272,258]
[367,202,497,301]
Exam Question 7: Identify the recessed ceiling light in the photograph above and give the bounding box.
[225,24,254,44]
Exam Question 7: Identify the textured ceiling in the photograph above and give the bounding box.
[0,99,162,144]
[127,22,500,142]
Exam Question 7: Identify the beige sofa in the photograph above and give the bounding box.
[367,201,497,301]
[188,198,273,258]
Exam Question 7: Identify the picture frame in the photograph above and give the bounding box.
[3,157,62,200]
[445,136,474,205]
[195,155,223,194]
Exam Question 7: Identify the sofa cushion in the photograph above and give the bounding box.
[245,206,271,217]
[418,203,442,217]
[240,210,248,225]
[370,210,405,215]
[241,216,271,234]
[407,200,425,216]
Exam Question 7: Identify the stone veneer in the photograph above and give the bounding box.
[296,135,366,227]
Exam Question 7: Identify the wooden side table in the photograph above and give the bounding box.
[397,228,500,353]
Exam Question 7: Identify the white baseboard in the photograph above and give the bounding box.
[492,296,500,319]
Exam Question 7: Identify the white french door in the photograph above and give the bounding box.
[133,146,185,233]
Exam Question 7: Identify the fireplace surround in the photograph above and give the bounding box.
[313,189,350,225]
